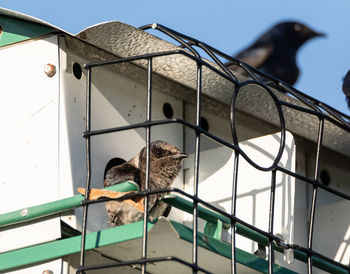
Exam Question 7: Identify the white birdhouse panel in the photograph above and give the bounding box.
[181,131,296,269]
[58,40,184,232]
[0,36,60,252]
[4,259,63,274]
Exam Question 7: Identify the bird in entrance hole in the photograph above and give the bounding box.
[225,21,325,86]
[104,140,188,226]
[342,70,350,110]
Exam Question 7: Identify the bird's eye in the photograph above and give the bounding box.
[155,149,161,156]
[294,23,302,32]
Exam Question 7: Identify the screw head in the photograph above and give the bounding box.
[21,208,28,217]
[44,64,56,77]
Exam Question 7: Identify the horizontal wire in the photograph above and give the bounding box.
[82,117,350,200]
[85,49,240,86]
[83,117,281,172]
[84,51,350,135]
[276,166,350,200]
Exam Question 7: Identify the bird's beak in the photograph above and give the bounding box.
[312,30,326,38]
[173,153,189,160]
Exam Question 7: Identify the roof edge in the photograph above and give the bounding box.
[0,7,67,32]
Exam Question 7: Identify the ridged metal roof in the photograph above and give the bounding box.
[2,8,350,157]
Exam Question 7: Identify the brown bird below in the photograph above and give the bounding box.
[88,140,188,226]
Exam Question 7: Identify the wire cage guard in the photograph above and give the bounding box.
[72,23,350,274]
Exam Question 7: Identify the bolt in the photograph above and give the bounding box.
[21,208,28,217]
[44,64,56,77]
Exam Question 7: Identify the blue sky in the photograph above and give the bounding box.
[2,1,350,114]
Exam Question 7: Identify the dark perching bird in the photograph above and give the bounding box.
[342,70,350,110]
[225,21,325,86]
[104,140,188,226]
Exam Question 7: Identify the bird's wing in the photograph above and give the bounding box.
[233,41,274,68]
[104,163,141,187]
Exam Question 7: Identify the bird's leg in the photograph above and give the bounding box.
[77,187,144,212]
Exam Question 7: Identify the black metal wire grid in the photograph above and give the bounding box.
[75,23,350,274]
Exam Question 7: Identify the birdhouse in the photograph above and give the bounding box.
[0,8,349,274]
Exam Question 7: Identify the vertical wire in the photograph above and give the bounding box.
[230,84,239,274]
[307,118,324,274]
[192,62,202,273]
[78,67,92,273]
[268,170,277,273]
[141,57,152,274]
[230,153,239,274]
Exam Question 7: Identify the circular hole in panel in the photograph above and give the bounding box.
[163,102,174,119]
[319,169,330,186]
[73,62,82,79]
[232,82,284,170]
[201,117,209,132]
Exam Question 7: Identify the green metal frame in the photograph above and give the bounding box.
[171,221,297,274]
[163,195,348,274]
[0,218,296,273]
[0,183,347,273]
[0,220,153,271]
[0,182,139,228]
[0,15,53,47]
